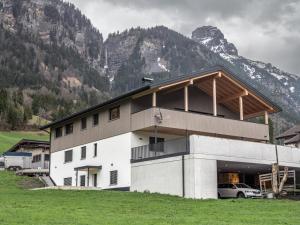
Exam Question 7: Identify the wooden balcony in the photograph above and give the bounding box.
[131,108,269,141]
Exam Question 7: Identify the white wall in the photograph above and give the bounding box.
[50,133,132,189]
[190,135,300,167]
[131,156,183,196]
[131,135,300,200]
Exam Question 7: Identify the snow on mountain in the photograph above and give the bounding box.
[192,26,300,125]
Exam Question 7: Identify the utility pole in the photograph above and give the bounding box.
[272,82,284,195]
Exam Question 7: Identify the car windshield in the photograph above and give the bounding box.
[235,183,251,188]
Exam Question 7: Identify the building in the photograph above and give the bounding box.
[5,139,50,170]
[41,66,300,198]
[276,125,300,148]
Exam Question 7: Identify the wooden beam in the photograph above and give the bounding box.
[191,72,219,83]
[184,85,189,112]
[244,111,266,119]
[264,111,269,125]
[152,92,157,107]
[221,71,274,111]
[213,78,217,116]
[239,96,244,121]
[219,90,248,104]
[158,79,190,90]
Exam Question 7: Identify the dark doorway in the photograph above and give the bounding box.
[93,174,97,187]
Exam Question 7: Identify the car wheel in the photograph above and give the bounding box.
[237,192,245,198]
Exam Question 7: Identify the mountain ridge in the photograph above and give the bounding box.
[0,0,298,131]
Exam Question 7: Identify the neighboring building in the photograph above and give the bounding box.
[276,125,300,148]
[5,139,50,169]
[41,66,300,198]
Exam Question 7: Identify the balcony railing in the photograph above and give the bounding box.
[131,137,189,162]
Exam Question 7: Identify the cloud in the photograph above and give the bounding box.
[67,0,300,75]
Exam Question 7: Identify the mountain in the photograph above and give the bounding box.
[104,26,299,128]
[192,26,300,127]
[0,0,298,131]
[0,0,110,128]
[105,26,229,94]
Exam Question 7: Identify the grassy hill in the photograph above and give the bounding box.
[0,131,49,154]
[0,172,299,225]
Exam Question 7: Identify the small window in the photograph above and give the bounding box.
[81,117,87,130]
[149,137,165,152]
[64,177,72,186]
[44,154,50,161]
[65,123,73,135]
[109,106,120,121]
[94,143,98,157]
[81,146,86,160]
[80,175,86,187]
[64,150,73,163]
[110,170,118,185]
[55,127,63,138]
[93,113,99,126]
[32,154,41,163]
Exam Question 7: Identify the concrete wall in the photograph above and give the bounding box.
[131,156,184,196]
[50,133,132,189]
[190,135,300,168]
[131,135,300,199]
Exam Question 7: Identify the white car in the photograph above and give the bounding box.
[218,183,262,198]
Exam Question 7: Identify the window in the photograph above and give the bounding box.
[110,170,118,185]
[64,177,72,186]
[65,123,73,135]
[93,113,99,126]
[81,146,86,160]
[44,154,50,161]
[149,137,165,152]
[81,117,87,130]
[32,154,41,163]
[64,150,73,163]
[94,143,98,157]
[80,175,86,187]
[55,127,63,138]
[109,106,120,121]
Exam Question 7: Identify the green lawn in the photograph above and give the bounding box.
[0,131,49,154]
[0,172,299,225]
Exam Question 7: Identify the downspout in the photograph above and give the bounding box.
[182,155,185,197]
[182,130,189,198]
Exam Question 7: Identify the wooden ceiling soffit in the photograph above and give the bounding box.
[219,90,249,104]
[221,71,274,111]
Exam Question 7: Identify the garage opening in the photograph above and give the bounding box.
[217,160,300,198]
[217,161,272,189]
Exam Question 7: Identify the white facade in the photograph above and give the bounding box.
[51,133,132,189]
[131,135,300,199]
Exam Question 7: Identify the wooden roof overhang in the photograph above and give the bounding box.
[132,70,278,119]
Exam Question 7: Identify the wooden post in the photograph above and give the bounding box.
[184,85,189,112]
[264,111,269,125]
[239,96,244,121]
[213,78,217,116]
[152,92,157,107]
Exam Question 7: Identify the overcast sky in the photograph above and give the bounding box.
[67,0,300,75]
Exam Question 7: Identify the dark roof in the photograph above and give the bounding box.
[285,134,300,145]
[40,65,281,130]
[74,165,102,171]
[6,139,50,153]
[276,125,300,139]
[3,152,32,157]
